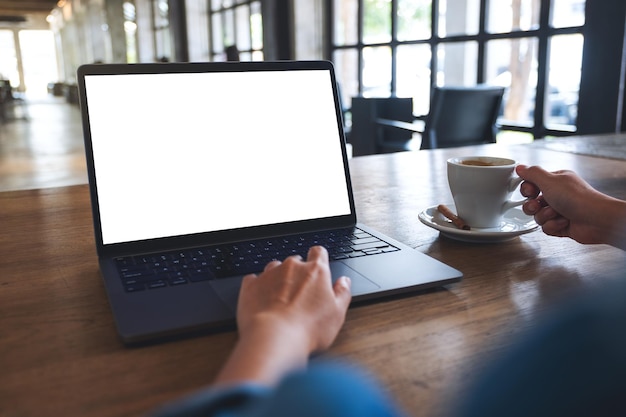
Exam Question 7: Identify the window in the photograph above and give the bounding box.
[19,30,59,96]
[0,30,18,87]
[153,0,171,61]
[209,0,264,61]
[330,0,586,139]
[0,29,58,97]
[124,1,138,63]
[186,0,210,62]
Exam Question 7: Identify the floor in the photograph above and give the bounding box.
[0,94,87,192]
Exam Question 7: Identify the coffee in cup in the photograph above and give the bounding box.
[459,159,500,166]
[447,156,527,228]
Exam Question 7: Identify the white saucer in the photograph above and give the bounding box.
[418,204,539,243]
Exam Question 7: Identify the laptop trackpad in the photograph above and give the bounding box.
[330,262,379,296]
[209,276,244,314]
[210,263,379,314]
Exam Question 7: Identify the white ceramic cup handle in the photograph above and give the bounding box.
[502,176,529,212]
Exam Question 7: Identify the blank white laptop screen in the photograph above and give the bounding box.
[84,69,352,245]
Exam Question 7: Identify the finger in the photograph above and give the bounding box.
[242,272,258,282]
[333,276,352,310]
[534,206,561,226]
[263,260,282,272]
[515,164,528,171]
[522,198,542,215]
[536,196,548,207]
[541,217,570,237]
[239,273,258,295]
[286,254,303,261]
[520,181,540,199]
[522,195,549,215]
[307,245,329,263]
[516,164,548,179]
[516,165,553,188]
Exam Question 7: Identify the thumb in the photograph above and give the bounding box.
[333,276,352,312]
[516,164,552,187]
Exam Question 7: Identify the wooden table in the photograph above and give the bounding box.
[530,132,626,160]
[2,141,625,417]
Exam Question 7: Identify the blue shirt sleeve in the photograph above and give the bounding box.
[151,383,271,417]
[151,360,408,417]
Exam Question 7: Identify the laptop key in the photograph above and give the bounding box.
[350,237,380,245]
[124,283,146,292]
[147,280,167,289]
[351,241,390,251]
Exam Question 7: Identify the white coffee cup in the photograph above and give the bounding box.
[447,156,527,228]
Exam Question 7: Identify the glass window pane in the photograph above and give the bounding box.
[362,46,391,97]
[438,0,479,37]
[154,0,169,27]
[155,29,171,61]
[363,0,391,44]
[250,1,263,50]
[397,0,430,41]
[18,30,59,95]
[212,13,224,53]
[223,9,235,47]
[437,41,478,86]
[235,6,251,51]
[186,0,209,62]
[153,0,170,61]
[551,0,585,28]
[0,30,19,87]
[333,48,359,109]
[486,38,538,125]
[334,0,358,45]
[123,1,138,63]
[545,34,582,127]
[487,0,540,33]
[396,44,431,115]
[212,1,263,61]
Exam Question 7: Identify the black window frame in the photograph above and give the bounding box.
[326,0,592,139]
[208,0,264,62]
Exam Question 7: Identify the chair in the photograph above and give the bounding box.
[374,85,505,152]
[349,97,415,156]
[0,80,28,122]
[0,80,10,123]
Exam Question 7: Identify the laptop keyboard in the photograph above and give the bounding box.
[115,227,399,292]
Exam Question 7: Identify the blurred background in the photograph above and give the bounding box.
[0,1,625,189]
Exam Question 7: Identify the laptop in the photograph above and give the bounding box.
[77,60,462,344]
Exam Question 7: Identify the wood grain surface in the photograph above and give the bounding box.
[2,141,625,417]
